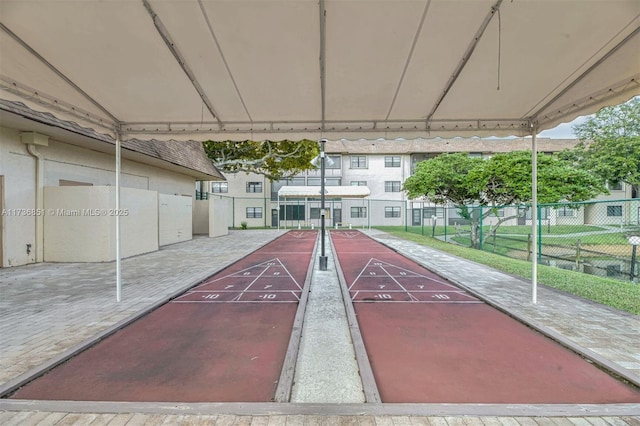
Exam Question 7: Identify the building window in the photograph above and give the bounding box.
[525,207,550,220]
[351,156,367,169]
[310,208,321,219]
[246,182,262,193]
[607,205,622,217]
[606,264,621,277]
[384,181,401,192]
[385,156,401,167]
[279,205,305,220]
[246,207,262,219]
[211,182,228,193]
[556,206,576,217]
[308,177,341,186]
[351,207,367,218]
[385,206,401,218]
[326,155,342,169]
[351,181,367,186]
[422,207,445,219]
[608,181,623,191]
[59,180,93,186]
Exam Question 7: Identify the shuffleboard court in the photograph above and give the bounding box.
[10,231,317,402]
[331,230,640,404]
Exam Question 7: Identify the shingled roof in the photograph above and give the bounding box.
[0,100,223,180]
[325,138,579,154]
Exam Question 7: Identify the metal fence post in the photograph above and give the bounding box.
[405,204,408,232]
[537,204,543,262]
[444,207,447,242]
[479,205,483,251]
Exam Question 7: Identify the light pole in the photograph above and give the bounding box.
[319,139,328,270]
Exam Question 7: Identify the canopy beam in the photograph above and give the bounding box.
[385,0,432,121]
[121,117,530,139]
[142,0,223,129]
[527,25,640,120]
[426,0,504,122]
[0,22,119,125]
[196,0,253,123]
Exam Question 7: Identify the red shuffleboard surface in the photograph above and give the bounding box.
[11,231,317,402]
[331,230,640,404]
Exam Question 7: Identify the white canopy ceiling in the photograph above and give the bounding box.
[0,0,639,142]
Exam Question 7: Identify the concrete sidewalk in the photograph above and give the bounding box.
[0,229,639,425]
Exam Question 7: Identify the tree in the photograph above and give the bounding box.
[403,151,606,248]
[203,140,319,181]
[568,96,640,195]
[403,153,483,205]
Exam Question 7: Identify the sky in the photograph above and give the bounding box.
[537,115,590,139]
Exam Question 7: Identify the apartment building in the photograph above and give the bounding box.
[204,137,640,229]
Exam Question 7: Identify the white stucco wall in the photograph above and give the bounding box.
[44,186,111,262]
[210,197,231,237]
[43,186,158,262]
[193,200,210,235]
[193,198,230,237]
[118,187,159,258]
[159,193,192,246]
[0,129,37,266]
[39,139,194,195]
[1,125,199,267]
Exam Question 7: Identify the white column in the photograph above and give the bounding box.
[115,132,122,302]
[531,124,538,304]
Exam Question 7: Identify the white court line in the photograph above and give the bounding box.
[259,252,314,254]
[348,259,376,291]
[171,300,298,304]
[379,264,418,302]
[371,258,459,289]
[233,263,273,299]
[287,232,316,239]
[352,300,483,304]
[348,290,471,294]
[173,290,301,304]
[197,258,302,292]
[187,290,302,293]
[348,258,481,303]
[331,231,361,239]
[348,258,458,291]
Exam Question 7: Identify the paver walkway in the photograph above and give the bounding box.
[1,229,639,425]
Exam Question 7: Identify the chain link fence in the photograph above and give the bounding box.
[406,198,640,283]
[198,191,639,283]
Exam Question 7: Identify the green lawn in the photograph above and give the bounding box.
[408,224,631,254]
[407,224,624,236]
[374,227,640,315]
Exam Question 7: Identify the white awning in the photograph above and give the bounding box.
[1,0,638,142]
[278,186,370,199]
[2,0,638,304]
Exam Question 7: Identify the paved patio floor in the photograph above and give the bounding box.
[0,229,639,425]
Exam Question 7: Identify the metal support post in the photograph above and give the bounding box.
[319,139,328,270]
